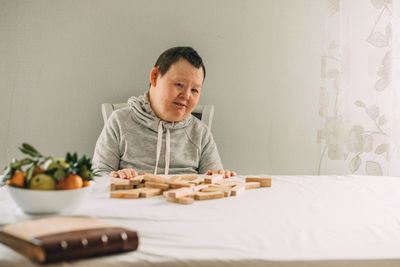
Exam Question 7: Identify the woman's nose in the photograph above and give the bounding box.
[179,88,191,99]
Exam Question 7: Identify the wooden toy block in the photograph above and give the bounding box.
[110,183,132,191]
[110,178,131,185]
[245,182,261,190]
[168,181,194,189]
[193,184,210,191]
[169,176,182,182]
[166,196,194,205]
[217,180,242,187]
[129,176,144,186]
[208,184,234,190]
[109,174,269,204]
[231,184,246,196]
[145,181,169,190]
[167,187,194,198]
[143,173,169,184]
[201,187,231,197]
[136,183,145,188]
[188,177,205,185]
[179,174,198,181]
[110,190,140,199]
[138,188,163,198]
[194,191,224,200]
[245,177,272,187]
[204,174,224,184]
[163,190,169,198]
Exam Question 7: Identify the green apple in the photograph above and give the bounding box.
[47,158,69,170]
[29,174,56,190]
[47,159,69,180]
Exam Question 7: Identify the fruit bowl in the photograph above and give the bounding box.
[2,143,96,214]
[6,184,92,214]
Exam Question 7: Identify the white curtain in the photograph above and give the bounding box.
[317,0,400,175]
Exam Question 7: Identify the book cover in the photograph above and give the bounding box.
[0,216,139,263]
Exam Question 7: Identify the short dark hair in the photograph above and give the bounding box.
[154,46,206,80]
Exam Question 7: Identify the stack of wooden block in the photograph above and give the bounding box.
[110,173,271,205]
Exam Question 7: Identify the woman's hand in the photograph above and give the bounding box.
[110,169,139,179]
[206,169,237,178]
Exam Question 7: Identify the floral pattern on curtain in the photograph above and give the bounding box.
[317,0,400,175]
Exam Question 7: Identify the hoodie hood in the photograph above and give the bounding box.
[127,91,194,175]
[127,91,192,132]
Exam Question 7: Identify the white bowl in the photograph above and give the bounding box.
[7,185,92,214]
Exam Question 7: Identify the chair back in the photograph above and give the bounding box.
[101,103,214,129]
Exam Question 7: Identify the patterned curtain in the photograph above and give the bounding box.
[317,0,400,175]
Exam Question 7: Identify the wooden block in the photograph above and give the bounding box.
[168,181,194,189]
[143,173,169,184]
[145,181,169,190]
[136,183,145,188]
[245,182,261,190]
[193,184,209,191]
[194,191,224,200]
[163,190,169,198]
[179,174,198,181]
[166,196,195,205]
[188,177,205,185]
[167,187,194,198]
[138,188,163,198]
[201,187,231,197]
[217,180,242,187]
[110,183,132,191]
[204,174,224,184]
[110,190,140,199]
[231,184,246,196]
[169,176,182,182]
[208,184,234,190]
[245,177,272,187]
[110,178,131,185]
[129,176,144,186]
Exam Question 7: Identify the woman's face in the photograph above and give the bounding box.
[149,58,204,122]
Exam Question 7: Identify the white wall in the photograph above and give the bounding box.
[0,0,323,175]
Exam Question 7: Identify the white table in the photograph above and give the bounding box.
[1,175,400,267]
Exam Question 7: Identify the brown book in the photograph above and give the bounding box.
[0,216,139,263]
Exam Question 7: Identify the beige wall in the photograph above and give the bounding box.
[0,0,323,175]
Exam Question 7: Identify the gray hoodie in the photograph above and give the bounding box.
[92,92,223,176]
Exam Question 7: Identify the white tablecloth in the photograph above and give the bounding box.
[1,175,400,267]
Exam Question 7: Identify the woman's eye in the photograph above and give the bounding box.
[192,89,199,93]
[176,83,183,88]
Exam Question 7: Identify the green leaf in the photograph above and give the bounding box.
[20,158,34,166]
[25,165,35,188]
[22,143,42,156]
[11,161,21,169]
[19,147,41,158]
[11,158,34,169]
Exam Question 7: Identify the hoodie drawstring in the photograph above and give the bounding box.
[154,121,170,176]
[165,127,170,176]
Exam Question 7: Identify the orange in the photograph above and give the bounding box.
[59,174,83,190]
[9,170,26,187]
[82,180,91,187]
[33,167,44,175]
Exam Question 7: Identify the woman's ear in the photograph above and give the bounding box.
[150,67,159,87]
